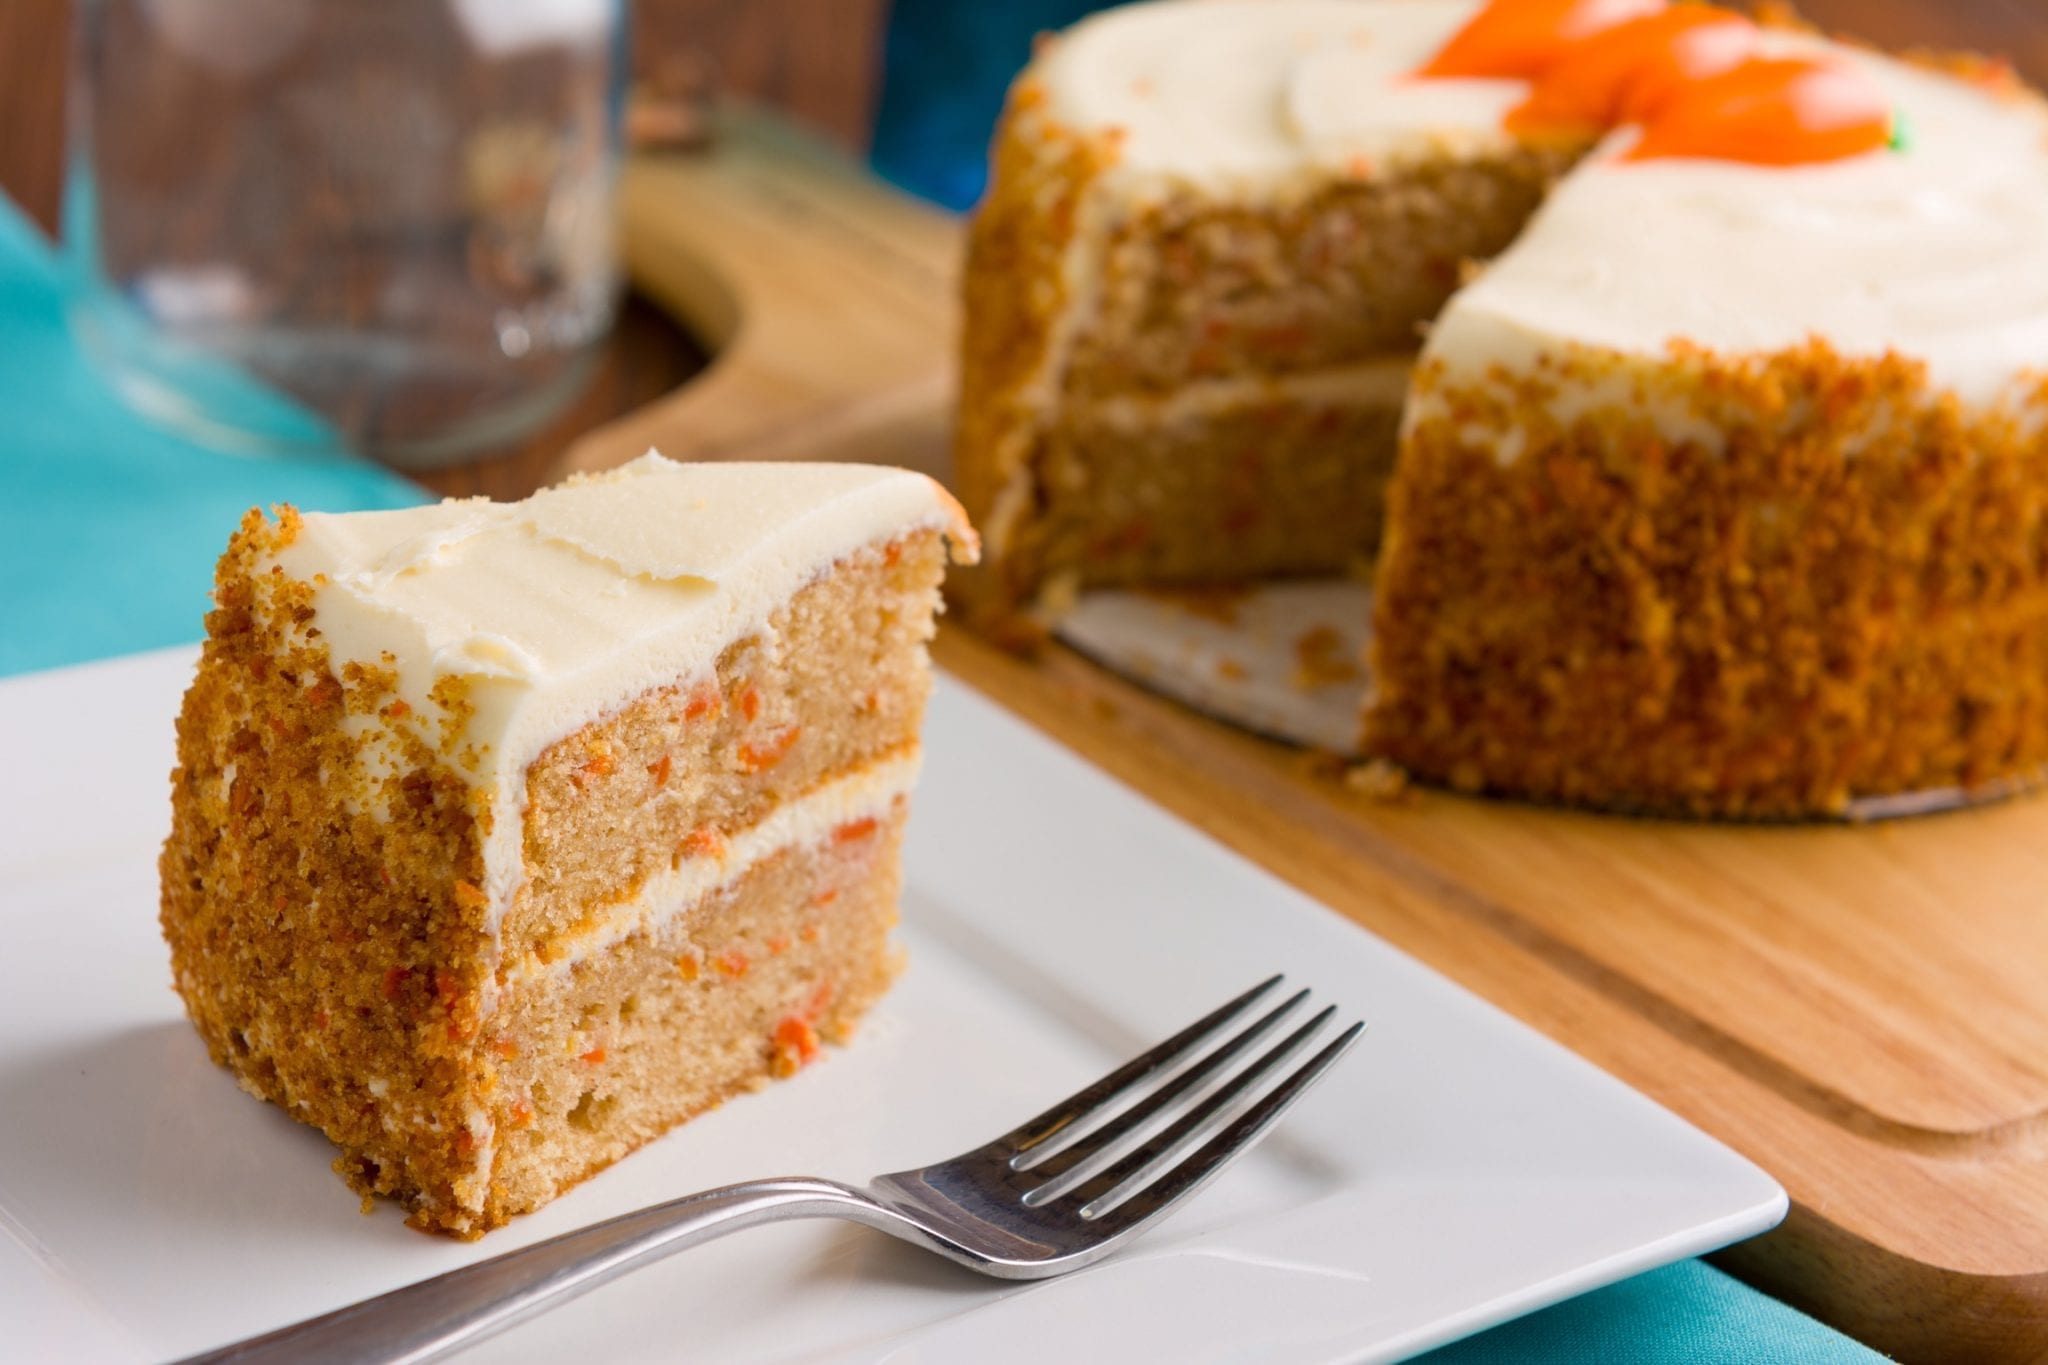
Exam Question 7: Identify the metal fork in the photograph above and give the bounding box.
[183,976,1361,1365]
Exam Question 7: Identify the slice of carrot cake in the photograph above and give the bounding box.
[159,453,976,1236]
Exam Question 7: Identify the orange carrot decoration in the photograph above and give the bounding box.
[1507,6,1757,137]
[1417,0,1664,80]
[1625,57,1894,165]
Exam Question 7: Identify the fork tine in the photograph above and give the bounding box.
[1055,1006,1335,1211]
[993,976,1285,1157]
[1074,1019,1364,1225]
[1016,990,1312,1191]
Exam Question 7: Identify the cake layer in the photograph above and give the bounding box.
[1062,145,1571,397]
[1015,361,1413,593]
[351,802,909,1231]
[1371,343,2048,815]
[511,531,946,960]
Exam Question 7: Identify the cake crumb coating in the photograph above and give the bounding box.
[1369,342,2048,816]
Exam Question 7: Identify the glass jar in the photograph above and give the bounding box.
[62,0,625,466]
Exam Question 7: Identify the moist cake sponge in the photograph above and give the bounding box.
[160,454,976,1236]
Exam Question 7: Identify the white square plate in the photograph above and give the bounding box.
[0,648,1783,1363]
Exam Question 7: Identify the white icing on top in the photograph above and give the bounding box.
[1035,0,1521,193]
[1424,35,2048,409]
[1035,1,2048,424]
[271,452,973,910]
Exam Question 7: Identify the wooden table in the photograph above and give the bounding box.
[7,4,2048,1361]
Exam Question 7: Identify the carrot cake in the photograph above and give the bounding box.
[160,453,976,1235]
[957,0,2048,816]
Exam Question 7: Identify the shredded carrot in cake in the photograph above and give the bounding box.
[739,726,802,772]
[770,1016,822,1077]
[680,827,727,859]
[571,745,615,789]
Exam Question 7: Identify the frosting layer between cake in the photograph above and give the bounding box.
[506,750,922,982]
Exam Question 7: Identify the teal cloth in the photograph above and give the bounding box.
[0,200,423,677]
[1418,1260,1877,1363]
[0,194,1882,1362]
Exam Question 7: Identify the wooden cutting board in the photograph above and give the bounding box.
[558,110,2048,1363]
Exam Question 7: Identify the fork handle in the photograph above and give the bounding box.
[177,1177,874,1365]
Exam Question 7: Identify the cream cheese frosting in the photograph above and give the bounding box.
[1036,0,1519,197]
[270,452,974,911]
[1426,33,2048,413]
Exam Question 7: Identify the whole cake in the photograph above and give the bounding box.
[957,0,2048,816]
[160,454,976,1235]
